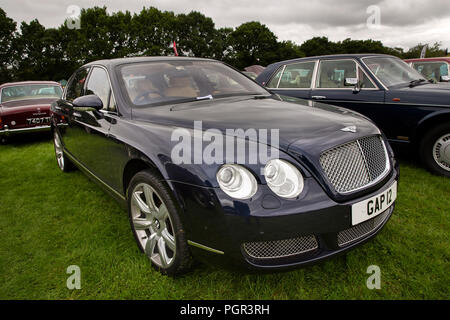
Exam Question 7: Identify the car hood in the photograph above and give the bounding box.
[132,95,381,154]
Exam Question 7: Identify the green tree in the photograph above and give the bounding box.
[227,21,279,69]
[300,37,340,57]
[0,8,17,83]
[276,40,304,61]
[402,42,448,59]
[175,11,217,57]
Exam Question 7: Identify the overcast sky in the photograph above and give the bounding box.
[2,0,450,50]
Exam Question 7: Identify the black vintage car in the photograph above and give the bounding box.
[51,57,398,275]
[256,54,450,177]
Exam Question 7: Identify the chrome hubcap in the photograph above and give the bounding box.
[130,183,176,268]
[433,134,450,172]
[54,133,64,170]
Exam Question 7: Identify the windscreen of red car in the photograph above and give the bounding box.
[1,85,63,103]
[119,61,268,107]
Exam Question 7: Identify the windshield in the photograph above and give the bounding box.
[119,60,268,106]
[1,84,62,103]
[362,56,426,87]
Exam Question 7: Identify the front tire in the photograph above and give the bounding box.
[127,169,193,276]
[419,124,450,177]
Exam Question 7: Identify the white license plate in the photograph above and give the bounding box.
[351,180,397,225]
[27,117,51,125]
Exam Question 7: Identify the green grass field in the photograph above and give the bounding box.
[0,134,449,299]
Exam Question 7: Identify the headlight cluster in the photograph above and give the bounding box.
[264,159,304,198]
[216,164,257,199]
[216,160,304,200]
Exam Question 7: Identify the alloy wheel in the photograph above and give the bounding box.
[130,183,176,268]
[433,133,450,172]
[54,132,65,170]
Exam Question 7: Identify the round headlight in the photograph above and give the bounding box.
[264,159,304,198]
[216,164,257,199]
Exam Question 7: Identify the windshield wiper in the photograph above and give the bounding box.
[409,79,427,87]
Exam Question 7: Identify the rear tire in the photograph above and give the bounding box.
[127,169,193,276]
[419,124,450,177]
[53,130,74,172]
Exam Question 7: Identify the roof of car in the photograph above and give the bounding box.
[266,53,395,68]
[404,57,450,62]
[84,56,218,68]
[0,81,61,89]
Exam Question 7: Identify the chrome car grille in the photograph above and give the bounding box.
[319,135,389,193]
[338,208,390,247]
[242,235,318,259]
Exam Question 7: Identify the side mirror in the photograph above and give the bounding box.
[345,78,361,93]
[344,78,358,86]
[440,75,450,82]
[72,94,103,111]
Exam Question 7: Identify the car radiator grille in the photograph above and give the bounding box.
[242,235,318,259]
[338,208,390,247]
[319,135,389,194]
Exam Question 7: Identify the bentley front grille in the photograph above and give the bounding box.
[338,208,390,247]
[242,235,318,260]
[319,135,389,194]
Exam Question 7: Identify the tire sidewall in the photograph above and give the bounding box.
[420,124,450,177]
[126,169,191,276]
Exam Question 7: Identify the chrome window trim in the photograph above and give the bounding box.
[266,60,318,90]
[87,65,119,115]
[314,58,379,90]
[360,56,395,91]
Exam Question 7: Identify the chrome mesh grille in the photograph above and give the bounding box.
[242,235,318,259]
[338,209,390,247]
[320,135,389,193]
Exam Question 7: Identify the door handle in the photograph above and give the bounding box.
[311,95,327,100]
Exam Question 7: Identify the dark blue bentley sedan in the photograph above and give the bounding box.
[51,57,398,275]
[256,54,450,177]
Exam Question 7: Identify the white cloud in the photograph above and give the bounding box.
[1,0,449,50]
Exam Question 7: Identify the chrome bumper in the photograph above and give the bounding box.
[0,123,67,136]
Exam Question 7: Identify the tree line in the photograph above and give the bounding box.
[0,6,448,84]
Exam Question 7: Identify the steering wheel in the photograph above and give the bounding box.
[133,90,162,104]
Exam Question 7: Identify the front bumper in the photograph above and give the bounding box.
[170,161,399,271]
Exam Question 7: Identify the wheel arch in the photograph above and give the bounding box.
[413,110,450,146]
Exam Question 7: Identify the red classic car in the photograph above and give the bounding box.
[0,81,63,142]
[405,57,450,83]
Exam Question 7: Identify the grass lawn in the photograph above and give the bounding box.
[0,134,449,299]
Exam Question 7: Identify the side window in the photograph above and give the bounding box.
[412,62,449,82]
[66,67,90,101]
[267,66,284,88]
[85,67,112,111]
[440,63,449,76]
[277,62,315,88]
[358,67,376,89]
[317,60,357,88]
